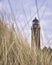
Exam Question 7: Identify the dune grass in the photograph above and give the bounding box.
[0,19,52,65]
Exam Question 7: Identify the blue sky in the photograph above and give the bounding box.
[0,0,52,48]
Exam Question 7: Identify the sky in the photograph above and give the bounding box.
[0,0,52,48]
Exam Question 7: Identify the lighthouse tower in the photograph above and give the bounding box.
[31,17,40,49]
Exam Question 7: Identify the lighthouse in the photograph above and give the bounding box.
[31,17,40,49]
